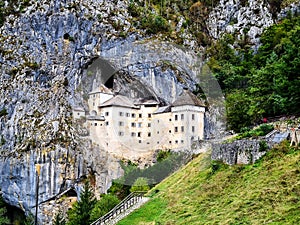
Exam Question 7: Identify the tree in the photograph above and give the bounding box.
[53,213,66,225]
[67,182,96,225]
[0,197,9,225]
[130,177,150,192]
[90,194,120,222]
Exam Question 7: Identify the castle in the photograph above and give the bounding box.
[74,87,206,158]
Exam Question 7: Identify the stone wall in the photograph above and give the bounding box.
[211,139,273,165]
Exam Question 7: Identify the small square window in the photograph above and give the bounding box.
[175,127,178,133]
[192,114,195,120]
[157,141,160,144]
[181,114,184,120]
[181,126,184,132]
[138,123,142,128]
[181,140,184,144]
[119,112,124,116]
[131,122,136,127]
[119,121,124,126]
[139,114,142,118]
[175,115,178,121]
[131,132,136,137]
[137,132,141,137]
[148,123,151,127]
[105,121,109,126]
[138,140,142,143]
[157,131,159,134]
[105,112,109,116]
[148,114,152,118]
[148,132,151,137]
[157,120,160,123]
[169,130,171,133]
[192,126,195,132]
[175,140,178,144]
[132,113,136,118]
[126,113,130,117]
[94,123,97,126]
[169,118,172,121]
[169,141,172,144]
[119,132,124,136]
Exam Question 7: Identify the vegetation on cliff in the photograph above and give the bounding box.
[118,141,300,224]
[207,15,300,132]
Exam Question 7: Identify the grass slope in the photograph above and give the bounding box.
[118,141,300,225]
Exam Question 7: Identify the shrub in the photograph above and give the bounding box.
[130,177,150,192]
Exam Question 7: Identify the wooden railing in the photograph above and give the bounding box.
[90,191,146,225]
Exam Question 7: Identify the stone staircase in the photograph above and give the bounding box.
[90,192,149,225]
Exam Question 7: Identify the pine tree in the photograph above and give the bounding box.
[67,182,96,225]
[53,213,66,225]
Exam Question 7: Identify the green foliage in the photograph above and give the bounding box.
[0,108,8,117]
[236,124,274,139]
[210,15,300,131]
[67,182,96,225]
[0,197,9,225]
[130,177,150,192]
[53,213,66,225]
[90,194,120,222]
[109,152,189,200]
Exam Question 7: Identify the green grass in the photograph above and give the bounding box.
[118,141,300,224]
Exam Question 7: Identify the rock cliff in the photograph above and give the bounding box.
[0,0,299,223]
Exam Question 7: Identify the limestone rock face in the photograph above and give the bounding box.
[0,0,299,223]
[207,0,300,47]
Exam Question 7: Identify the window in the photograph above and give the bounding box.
[169,141,172,144]
[192,114,195,120]
[169,130,171,133]
[126,113,130,117]
[139,114,142,118]
[119,112,124,116]
[131,132,136,137]
[118,132,124,136]
[181,126,184,132]
[181,140,184,144]
[138,122,142,128]
[93,102,95,106]
[131,113,136,118]
[148,123,151,127]
[148,114,152,118]
[105,121,109,126]
[181,114,184,120]
[138,140,142,143]
[148,132,151,137]
[157,120,160,123]
[192,126,195,132]
[175,115,178,121]
[157,141,160,144]
[175,140,178,144]
[131,122,136,127]
[105,112,109,116]
[169,118,172,121]
[77,113,80,115]
[119,121,124,126]
[175,127,178,133]
[94,123,97,126]
[157,131,159,134]
[137,132,141,137]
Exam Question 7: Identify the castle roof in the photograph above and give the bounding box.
[172,90,205,107]
[100,95,138,109]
